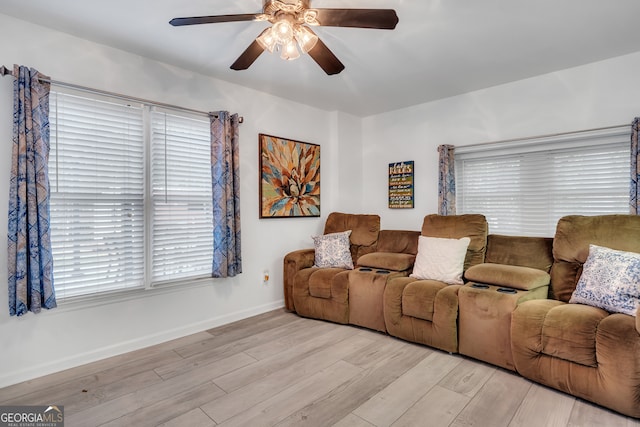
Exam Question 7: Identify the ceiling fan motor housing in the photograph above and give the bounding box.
[261,0,318,25]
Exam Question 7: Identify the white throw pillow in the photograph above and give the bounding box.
[312,230,354,269]
[410,236,471,285]
[569,244,640,316]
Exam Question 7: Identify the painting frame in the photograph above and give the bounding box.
[259,133,321,218]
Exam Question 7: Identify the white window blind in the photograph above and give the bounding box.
[49,90,145,299]
[49,88,215,300]
[150,110,213,283]
[456,126,631,237]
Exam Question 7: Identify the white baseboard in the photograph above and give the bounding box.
[0,300,285,389]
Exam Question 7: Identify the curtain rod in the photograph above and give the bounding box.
[0,65,243,123]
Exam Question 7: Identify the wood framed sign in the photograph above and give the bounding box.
[388,161,414,209]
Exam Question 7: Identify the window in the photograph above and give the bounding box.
[49,88,212,300]
[150,110,213,284]
[456,126,630,237]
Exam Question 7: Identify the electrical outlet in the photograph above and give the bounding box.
[263,270,270,286]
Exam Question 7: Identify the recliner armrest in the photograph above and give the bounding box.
[283,248,315,311]
[464,262,550,291]
[357,252,415,272]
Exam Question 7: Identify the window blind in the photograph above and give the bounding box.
[150,110,213,284]
[456,126,631,237]
[49,91,145,299]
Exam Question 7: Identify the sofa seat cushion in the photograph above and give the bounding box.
[540,303,609,367]
[464,263,550,291]
[308,268,347,299]
[357,252,416,272]
[401,279,447,321]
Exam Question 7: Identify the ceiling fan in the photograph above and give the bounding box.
[169,0,399,75]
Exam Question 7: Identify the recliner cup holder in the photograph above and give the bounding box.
[357,268,391,274]
[497,287,518,294]
[470,283,490,289]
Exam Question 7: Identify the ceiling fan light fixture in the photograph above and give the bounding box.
[280,39,301,60]
[294,25,318,53]
[272,18,295,45]
[256,27,278,53]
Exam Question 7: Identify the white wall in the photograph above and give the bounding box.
[362,51,640,230]
[330,111,365,213]
[0,13,349,387]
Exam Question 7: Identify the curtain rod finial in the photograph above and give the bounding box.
[0,65,13,77]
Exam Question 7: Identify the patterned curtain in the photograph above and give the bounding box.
[632,117,639,215]
[210,112,242,277]
[438,144,456,215]
[7,65,56,316]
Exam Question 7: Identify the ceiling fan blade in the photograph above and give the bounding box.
[312,9,399,29]
[230,39,265,71]
[307,37,345,75]
[169,14,259,26]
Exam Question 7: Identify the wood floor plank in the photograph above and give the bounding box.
[212,323,356,393]
[438,357,497,398]
[101,381,223,427]
[276,339,431,426]
[176,310,298,358]
[391,385,470,427]
[0,348,182,408]
[449,369,532,427]
[353,351,462,427]
[206,308,291,336]
[177,314,305,359]
[568,399,637,427]
[66,352,254,426]
[508,384,575,427]
[333,413,376,427]
[201,332,375,423]
[0,335,194,405]
[157,408,216,427]
[155,317,311,379]
[56,369,163,415]
[243,318,341,360]
[218,360,363,427]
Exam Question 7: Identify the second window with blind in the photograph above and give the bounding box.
[455,126,631,237]
[49,88,213,300]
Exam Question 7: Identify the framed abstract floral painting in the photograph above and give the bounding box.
[259,134,320,218]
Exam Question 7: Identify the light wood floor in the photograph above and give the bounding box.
[1,309,638,427]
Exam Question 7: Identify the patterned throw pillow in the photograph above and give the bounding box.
[312,230,354,269]
[569,244,640,316]
[410,236,471,285]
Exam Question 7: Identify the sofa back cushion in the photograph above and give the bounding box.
[485,234,554,272]
[324,212,381,262]
[421,214,488,270]
[551,215,640,302]
[376,230,420,254]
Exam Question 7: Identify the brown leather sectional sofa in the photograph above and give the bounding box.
[283,212,640,418]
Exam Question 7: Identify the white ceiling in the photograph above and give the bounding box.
[1,0,640,116]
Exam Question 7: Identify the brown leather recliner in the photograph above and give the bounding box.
[383,214,488,353]
[284,212,380,323]
[511,215,640,418]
